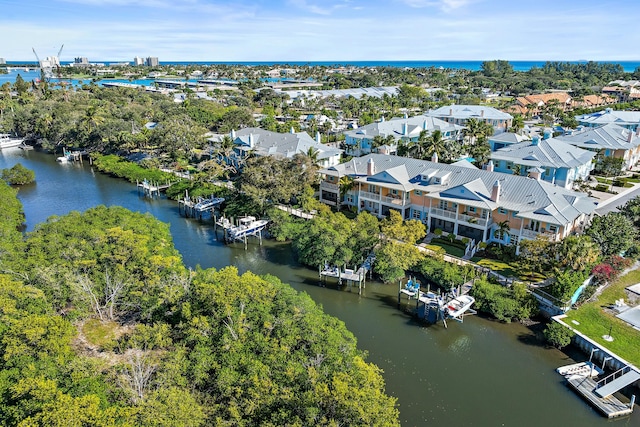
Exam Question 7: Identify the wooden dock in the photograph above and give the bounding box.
[319,254,375,294]
[566,375,634,418]
[137,179,172,198]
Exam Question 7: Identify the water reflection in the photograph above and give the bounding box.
[0,149,633,426]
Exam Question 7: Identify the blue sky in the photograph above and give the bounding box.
[2,0,639,62]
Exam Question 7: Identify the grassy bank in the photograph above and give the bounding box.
[563,269,640,367]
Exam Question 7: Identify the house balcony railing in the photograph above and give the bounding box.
[458,213,490,228]
[320,181,339,192]
[359,191,381,201]
[520,228,561,241]
[430,207,458,221]
[382,195,410,206]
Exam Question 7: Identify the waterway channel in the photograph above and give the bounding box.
[1,148,636,426]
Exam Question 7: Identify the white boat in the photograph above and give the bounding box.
[443,294,475,319]
[194,197,225,210]
[0,134,24,149]
[228,216,269,239]
[557,361,604,378]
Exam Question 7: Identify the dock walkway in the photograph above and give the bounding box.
[566,376,634,418]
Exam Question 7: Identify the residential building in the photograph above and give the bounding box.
[556,123,640,170]
[509,92,573,116]
[73,57,89,67]
[145,57,159,67]
[602,80,640,102]
[343,114,463,157]
[133,56,144,66]
[490,133,595,189]
[221,127,342,169]
[426,105,513,134]
[319,154,596,249]
[488,132,530,151]
[575,108,640,131]
[0,58,5,65]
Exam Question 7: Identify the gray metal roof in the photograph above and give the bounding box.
[234,128,342,160]
[576,109,640,126]
[490,137,596,168]
[320,154,596,225]
[556,124,640,151]
[427,105,513,121]
[344,114,462,141]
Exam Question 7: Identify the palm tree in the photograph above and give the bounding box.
[494,220,510,243]
[338,175,355,211]
[463,118,482,145]
[509,114,524,134]
[423,130,447,161]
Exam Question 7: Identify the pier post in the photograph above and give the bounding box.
[630,395,636,409]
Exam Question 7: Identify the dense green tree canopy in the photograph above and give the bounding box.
[0,190,399,426]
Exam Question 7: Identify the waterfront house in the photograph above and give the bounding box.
[575,108,640,131]
[319,154,597,250]
[343,114,463,157]
[555,124,640,170]
[225,127,342,169]
[426,105,513,134]
[490,134,595,189]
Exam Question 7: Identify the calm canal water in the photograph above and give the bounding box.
[1,148,636,426]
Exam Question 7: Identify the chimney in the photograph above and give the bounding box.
[290,126,295,134]
[528,167,542,181]
[402,122,408,136]
[316,131,321,144]
[627,129,634,143]
[403,112,409,119]
[249,133,255,148]
[431,152,438,163]
[486,160,494,172]
[481,109,485,118]
[532,135,540,146]
[367,157,375,176]
[449,108,453,116]
[231,129,236,139]
[491,180,500,203]
[543,129,551,140]
[636,127,640,136]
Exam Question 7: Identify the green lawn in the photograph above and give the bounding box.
[425,242,465,258]
[563,269,640,367]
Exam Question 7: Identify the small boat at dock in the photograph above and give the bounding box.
[228,216,269,240]
[443,294,475,319]
[557,361,604,378]
[0,134,24,149]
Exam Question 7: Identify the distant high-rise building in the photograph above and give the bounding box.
[74,57,89,66]
[0,58,5,65]
[133,56,144,66]
[145,57,159,67]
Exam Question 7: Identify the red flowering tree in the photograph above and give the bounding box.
[591,263,615,285]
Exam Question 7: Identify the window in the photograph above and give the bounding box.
[415,190,422,196]
[498,208,507,215]
[412,210,422,220]
[368,184,377,193]
[468,207,476,213]
[438,200,447,210]
[391,189,398,195]
[548,225,557,233]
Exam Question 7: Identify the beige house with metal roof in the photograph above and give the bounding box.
[319,154,597,250]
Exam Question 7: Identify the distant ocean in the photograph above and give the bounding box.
[5,60,640,72]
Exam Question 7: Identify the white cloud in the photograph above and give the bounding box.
[400,0,475,12]
[288,0,351,15]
